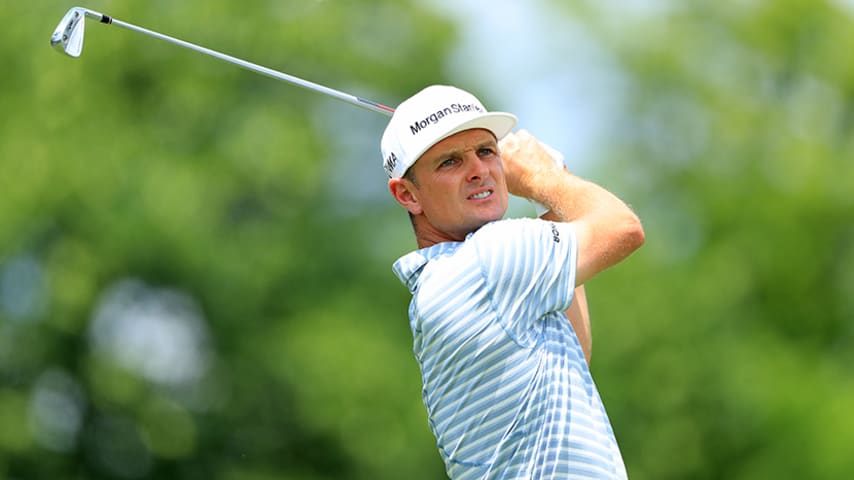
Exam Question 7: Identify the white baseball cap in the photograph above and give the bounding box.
[380,85,517,179]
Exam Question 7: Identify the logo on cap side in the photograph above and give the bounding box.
[384,151,398,177]
[409,102,484,135]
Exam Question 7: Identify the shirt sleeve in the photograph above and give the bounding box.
[471,218,578,347]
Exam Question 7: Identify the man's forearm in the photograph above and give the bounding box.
[523,169,644,286]
[520,169,631,225]
[501,129,644,285]
[565,285,591,364]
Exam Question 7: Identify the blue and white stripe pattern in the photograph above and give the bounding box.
[393,218,627,479]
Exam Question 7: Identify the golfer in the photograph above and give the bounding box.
[382,85,645,479]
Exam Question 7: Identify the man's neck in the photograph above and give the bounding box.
[412,217,468,249]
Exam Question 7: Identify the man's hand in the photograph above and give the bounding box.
[499,130,565,200]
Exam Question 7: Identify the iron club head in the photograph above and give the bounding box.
[50,8,86,57]
[51,7,108,57]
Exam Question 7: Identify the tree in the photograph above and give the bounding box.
[553,0,854,478]
[1,1,453,478]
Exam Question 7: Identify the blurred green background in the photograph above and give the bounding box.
[2,0,852,478]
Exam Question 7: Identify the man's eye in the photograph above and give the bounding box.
[440,158,457,168]
[478,148,496,157]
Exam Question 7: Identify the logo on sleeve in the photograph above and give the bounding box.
[550,223,561,243]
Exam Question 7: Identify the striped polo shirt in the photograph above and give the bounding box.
[393,218,627,480]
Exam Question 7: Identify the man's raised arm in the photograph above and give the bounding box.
[500,130,645,286]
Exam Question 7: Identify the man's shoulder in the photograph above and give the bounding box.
[466,218,576,262]
[467,217,550,242]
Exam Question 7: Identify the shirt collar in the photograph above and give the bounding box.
[392,241,462,293]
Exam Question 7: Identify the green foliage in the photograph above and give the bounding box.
[559,0,854,478]
[2,1,447,478]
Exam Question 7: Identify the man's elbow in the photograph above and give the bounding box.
[622,212,645,253]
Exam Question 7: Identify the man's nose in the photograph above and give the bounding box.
[465,153,489,182]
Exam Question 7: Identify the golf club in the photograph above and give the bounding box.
[50,6,559,214]
[50,6,396,116]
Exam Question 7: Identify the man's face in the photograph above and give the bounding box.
[405,128,509,240]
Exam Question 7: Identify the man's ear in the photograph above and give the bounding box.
[388,178,423,215]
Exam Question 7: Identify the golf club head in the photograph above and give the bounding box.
[51,7,91,57]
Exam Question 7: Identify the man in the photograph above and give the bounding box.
[382,85,644,479]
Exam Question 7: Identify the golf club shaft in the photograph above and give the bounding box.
[87,10,395,116]
[53,8,557,215]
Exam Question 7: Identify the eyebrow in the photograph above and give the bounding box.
[431,138,499,163]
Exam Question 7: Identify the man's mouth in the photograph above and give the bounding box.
[469,190,492,200]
